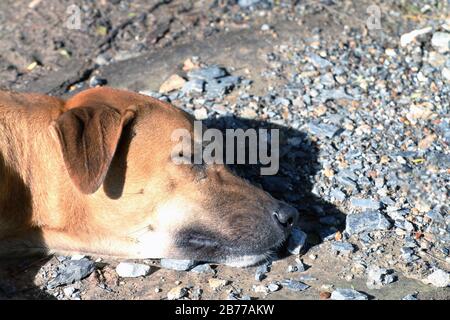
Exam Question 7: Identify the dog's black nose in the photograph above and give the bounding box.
[272,202,299,231]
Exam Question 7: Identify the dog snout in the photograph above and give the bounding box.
[272,202,299,232]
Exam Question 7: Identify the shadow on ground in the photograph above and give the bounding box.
[0,256,54,300]
[207,116,346,255]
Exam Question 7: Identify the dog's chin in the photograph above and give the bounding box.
[175,225,288,267]
[220,237,287,268]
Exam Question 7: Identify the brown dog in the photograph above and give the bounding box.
[0,87,298,267]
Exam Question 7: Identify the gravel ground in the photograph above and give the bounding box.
[0,0,449,300]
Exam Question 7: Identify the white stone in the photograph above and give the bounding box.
[115,262,151,278]
[423,269,449,287]
[167,286,187,300]
[331,288,368,300]
[194,108,208,120]
[63,287,76,297]
[442,68,450,82]
[400,27,432,47]
[431,32,450,52]
[70,254,86,260]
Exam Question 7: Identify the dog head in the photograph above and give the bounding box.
[52,87,298,266]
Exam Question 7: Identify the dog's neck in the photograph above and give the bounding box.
[0,92,84,235]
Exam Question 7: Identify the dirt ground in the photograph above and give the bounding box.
[0,0,449,300]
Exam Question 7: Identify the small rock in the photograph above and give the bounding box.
[187,65,228,81]
[331,288,368,300]
[423,269,449,287]
[182,79,205,95]
[160,259,197,271]
[295,259,306,272]
[70,254,86,261]
[240,107,258,119]
[63,287,76,297]
[307,52,332,69]
[287,265,298,273]
[431,32,450,52]
[261,24,271,31]
[89,76,107,87]
[194,108,208,120]
[330,188,346,201]
[400,27,432,47]
[345,210,391,235]
[209,278,229,290]
[227,292,251,300]
[255,263,270,281]
[183,58,199,72]
[48,259,96,288]
[267,283,280,292]
[167,286,187,300]
[366,266,397,289]
[308,121,342,138]
[319,88,354,103]
[159,74,186,93]
[205,77,239,98]
[116,262,151,278]
[350,198,381,210]
[191,287,203,300]
[287,228,307,255]
[238,0,261,7]
[330,241,355,254]
[319,291,331,299]
[402,293,418,300]
[298,275,317,281]
[428,51,447,67]
[190,264,216,274]
[274,97,291,107]
[442,68,450,82]
[281,279,310,292]
[385,48,396,57]
[407,104,433,122]
[253,285,269,294]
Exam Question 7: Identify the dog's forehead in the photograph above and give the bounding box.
[66,87,194,131]
[66,87,145,110]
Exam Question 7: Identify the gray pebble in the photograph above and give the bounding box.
[350,197,381,210]
[402,293,418,300]
[160,259,197,271]
[182,79,205,95]
[267,283,280,292]
[287,228,307,255]
[190,264,216,274]
[366,266,397,289]
[431,32,450,52]
[48,258,96,289]
[308,121,342,139]
[345,210,391,235]
[330,241,355,254]
[307,52,332,69]
[331,288,368,300]
[281,279,310,292]
[187,65,228,81]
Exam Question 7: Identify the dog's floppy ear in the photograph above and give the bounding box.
[52,105,136,194]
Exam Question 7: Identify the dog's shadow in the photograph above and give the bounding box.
[0,255,54,300]
[207,116,346,254]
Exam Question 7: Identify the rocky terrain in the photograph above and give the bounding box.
[0,0,448,300]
